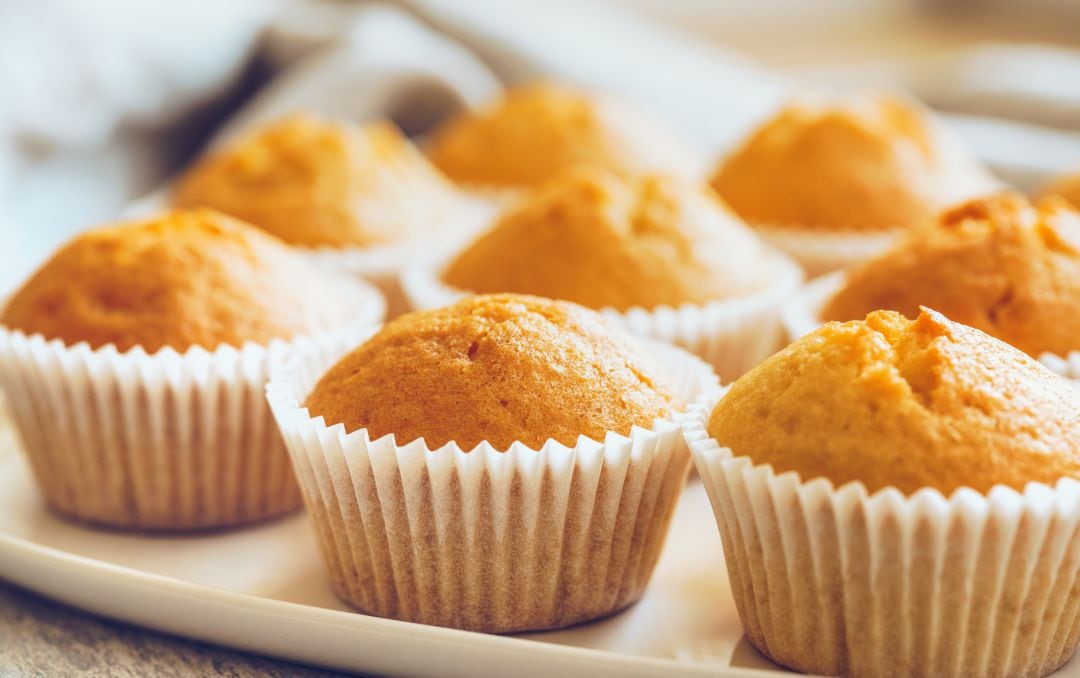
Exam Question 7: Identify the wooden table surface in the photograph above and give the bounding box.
[0,580,349,677]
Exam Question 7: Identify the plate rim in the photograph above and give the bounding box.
[0,506,766,677]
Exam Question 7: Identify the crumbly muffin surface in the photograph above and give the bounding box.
[708,308,1080,495]
[823,193,1080,357]
[2,209,354,352]
[306,294,682,450]
[173,113,462,247]
[426,82,700,188]
[710,92,997,232]
[442,169,788,310]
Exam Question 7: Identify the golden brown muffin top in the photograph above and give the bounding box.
[305,294,682,450]
[822,192,1080,358]
[2,209,361,353]
[172,113,463,248]
[709,92,998,232]
[1039,170,1080,209]
[441,168,792,311]
[708,308,1080,496]
[425,82,700,189]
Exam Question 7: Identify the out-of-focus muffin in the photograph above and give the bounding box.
[172,113,464,248]
[406,168,803,381]
[1039,169,1080,209]
[441,168,787,310]
[820,192,1080,359]
[709,92,999,274]
[425,82,702,189]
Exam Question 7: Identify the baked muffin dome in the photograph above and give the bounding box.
[709,308,1080,495]
[709,92,997,232]
[305,294,681,450]
[2,209,360,353]
[425,82,700,188]
[441,168,790,311]
[172,113,462,248]
[1040,170,1080,209]
[822,192,1080,358]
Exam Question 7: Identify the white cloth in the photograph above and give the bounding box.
[214,0,788,155]
[5,0,1080,294]
[400,0,788,154]
[212,4,503,145]
[0,0,277,291]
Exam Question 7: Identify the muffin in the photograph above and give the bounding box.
[403,168,803,382]
[1039,169,1080,209]
[425,82,702,190]
[1034,180,1080,382]
[785,192,1080,380]
[0,209,385,530]
[709,91,999,275]
[266,294,719,633]
[172,112,479,316]
[685,308,1080,677]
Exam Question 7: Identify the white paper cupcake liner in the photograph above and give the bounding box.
[0,285,386,531]
[684,390,1080,677]
[401,254,803,384]
[755,225,899,278]
[266,335,718,632]
[784,273,1080,388]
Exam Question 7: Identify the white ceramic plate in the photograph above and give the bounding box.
[4,410,1080,678]
[0,414,777,677]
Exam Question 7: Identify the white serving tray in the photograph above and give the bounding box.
[0,412,769,678]
[3,410,1079,678]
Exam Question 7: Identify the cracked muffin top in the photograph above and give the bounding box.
[709,92,998,232]
[305,294,682,450]
[1,209,365,353]
[425,82,701,189]
[172,112,464,248]
[708,308,1080,495]
[441,168,796,311]
[822,192,1080,358]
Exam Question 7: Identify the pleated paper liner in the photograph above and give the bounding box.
[0,283,386,531]
[265,334,719,633]
[684,390,1080,678]
[754,225,899,278]
[400,254,803,385]
[782,272,1080,388]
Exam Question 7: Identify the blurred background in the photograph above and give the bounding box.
[2,0,1080,290]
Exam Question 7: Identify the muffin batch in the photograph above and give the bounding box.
[1,80,1079,676]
